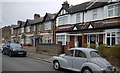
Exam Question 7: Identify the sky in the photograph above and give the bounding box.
[0,0,91,28]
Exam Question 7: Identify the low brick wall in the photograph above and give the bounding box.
[37,44,58,55]
[23,46,36,53]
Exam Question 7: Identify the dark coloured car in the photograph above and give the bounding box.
[2,43,27,57]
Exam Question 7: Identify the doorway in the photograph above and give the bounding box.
[77,36,82,47]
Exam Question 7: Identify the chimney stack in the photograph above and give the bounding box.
[34,14,40,19]
[62,0,69,8]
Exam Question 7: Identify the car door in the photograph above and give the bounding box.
[63,50,74,69]
[73,50,87,70]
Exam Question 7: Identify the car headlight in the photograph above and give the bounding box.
[113,67,116,71]
[101,68,106,73]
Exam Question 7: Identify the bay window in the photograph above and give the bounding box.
[58,16,68,26]
[108,4,120,17]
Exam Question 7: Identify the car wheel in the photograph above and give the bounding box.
[9,52,12,57]
[53,61,60,70]
[82,67,93,73]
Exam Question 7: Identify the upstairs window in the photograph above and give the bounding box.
[45,22,51,30]
[58,16,68,26]
[39,25,41,31]
[26,26,30,32]
[21,27,24,33]
[93,9,97,20]
[76,13,81,23]
[108,4,120,17]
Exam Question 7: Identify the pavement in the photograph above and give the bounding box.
[27,52,53,63]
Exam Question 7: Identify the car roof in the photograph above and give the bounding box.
[70,47,97,52]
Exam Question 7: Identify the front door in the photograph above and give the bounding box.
[90,35,96,44]
[73,50,87,70]
[77,36,82,47]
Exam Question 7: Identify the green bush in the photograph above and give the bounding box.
[83,44,88,48]
[89,44,97,49]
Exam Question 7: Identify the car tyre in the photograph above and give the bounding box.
[82,67,93,73]
[53,61,60,70]
[9,52,12,57]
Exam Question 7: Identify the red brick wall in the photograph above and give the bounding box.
[70,36,75,48]
[99,34,103,44]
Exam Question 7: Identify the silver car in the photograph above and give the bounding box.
[52,48,116,73]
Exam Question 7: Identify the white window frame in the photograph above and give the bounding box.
[45,22,51,30]
[21,27,24,33]
[39,25,41,31]
[108,4,120,17]
[93,9,97,20]
[105,32,117,46]
[76,13,81,23]
[33,25,36,31]
[26,26,30,32]
[58,16,68,26]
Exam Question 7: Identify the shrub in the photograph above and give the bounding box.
[89,44,97,49]
[83,44,88,48]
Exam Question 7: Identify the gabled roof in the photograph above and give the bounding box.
[26,17,44,26]
[43,13,57,22]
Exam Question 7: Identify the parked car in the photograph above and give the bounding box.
[52,48,116,73]
[0,43,5,52]
[2,43,27,57]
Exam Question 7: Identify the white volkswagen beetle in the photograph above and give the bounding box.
[52,48,116,73]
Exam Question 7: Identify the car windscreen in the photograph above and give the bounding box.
[90,51,101,57]
[10,43,22,49]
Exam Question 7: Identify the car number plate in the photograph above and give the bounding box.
[18,52,23,54]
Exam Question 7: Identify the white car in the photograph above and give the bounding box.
[52,48,116,73]
[0,43,5,52]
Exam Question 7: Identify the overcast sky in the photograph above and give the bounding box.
[0,0,91,28]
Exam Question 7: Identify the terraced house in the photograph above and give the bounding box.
[11,13,56,47]
[55,0,120,50]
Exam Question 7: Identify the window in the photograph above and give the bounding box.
[93,9,97,20]
[45,37,51,43]
[106,32,117,46]
[56,35,65,45]
[39,25,41,31]
[33,25,36,31]
[11,28,14,34]
[45,22,51,30]
[108,4,120,17]
[58,16,68,26]
[66,50,74,56]
[75,50,86,58]
[26,26,30,32]
[90,51,100,57]
[21,27,24,33]
[76,13,81,23]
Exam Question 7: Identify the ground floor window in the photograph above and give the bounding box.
[45,37,51,43]
[106,32,117,46]
[56,35,65,45]
[26,37,31,44]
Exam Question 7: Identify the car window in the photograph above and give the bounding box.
[10,43,21,49]
[90,51,101,57]
[65,50,74,57]
[75,50,86,58]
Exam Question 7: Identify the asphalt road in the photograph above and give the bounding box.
[2,54,76,73]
